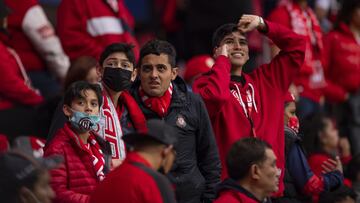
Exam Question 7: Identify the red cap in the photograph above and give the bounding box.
[284,92,295,103]
[184,55,214,82]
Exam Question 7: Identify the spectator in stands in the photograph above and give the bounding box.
[273,92,343,202]
[57,0,139,61]
[44,81,112,203]
[301,113,352,178]
[0,0,44,154]
[47,43,146,169]
[90,119,177,203]
[192,14,305,198]
[268,0,327,121]
[0,149,62,203]
[322,0,360,155]
[130,39,221,203]
[214,137,280,203]
[3,0,70,98]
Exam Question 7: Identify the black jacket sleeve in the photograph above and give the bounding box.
[195,94,221,202]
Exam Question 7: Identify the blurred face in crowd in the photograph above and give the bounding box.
[319,118,339,150]
[254,149,280,196]
[86,67,101,84]
[139,54,178,97]
[218,31,249,69]
[20,171,55,203]
[63,89,100,117]
[284,102,296,125]
[335,196,356,203]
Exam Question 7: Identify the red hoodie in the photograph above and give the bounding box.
[322,23,360,103]
[0,42,43,110]
[193,21,305,195]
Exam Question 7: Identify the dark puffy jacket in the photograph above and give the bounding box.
[130,77,221,203]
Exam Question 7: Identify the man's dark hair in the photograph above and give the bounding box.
[319,186,357,203]
[337,0,360,26]
[138,39,176,68]
[64,81,103,108]
[212,23,239,49]
[227,137,272,181]
[99,43,135,66]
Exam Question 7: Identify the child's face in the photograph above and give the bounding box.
[320,119,339,149]
[284,102,296,125]
[68,89,100,116]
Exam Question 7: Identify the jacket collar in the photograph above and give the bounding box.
[216,178,265,203]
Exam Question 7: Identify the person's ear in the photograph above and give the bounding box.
[96,63,104,79]
[250,164,261,180]
[131,68,138,82]
[63,104,72,117]
[171,67,179,80]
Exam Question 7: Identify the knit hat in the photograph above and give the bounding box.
[183,55,214,82]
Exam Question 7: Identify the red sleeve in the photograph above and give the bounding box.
[255,20,306,92]
[192,55,232,118]
[267,6,292,28]
[308,154,329,176]
[57,0,103,60]
[44,136,90,203]
[322,33,347,103]
[0,46,43,106]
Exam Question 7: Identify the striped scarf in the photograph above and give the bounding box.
[86,135,105,181]
[139,83,173,118]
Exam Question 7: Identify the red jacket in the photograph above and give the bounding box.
[90,152,176,203]
[3,0,69,76]
[268,5,326,103]
[44,123,110,203]
[214,179,261,203]
[193,21,305,195]
[0,42,43,110]
[323,23,360,103]
[57,0,139,61]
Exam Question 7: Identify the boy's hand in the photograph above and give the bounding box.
[213,44,229,58]
[321,156,343,174]
[237,14,266,33]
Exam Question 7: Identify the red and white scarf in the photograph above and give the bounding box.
[94,87,125,161]
[139,83,173,118]
[84,134,105,181]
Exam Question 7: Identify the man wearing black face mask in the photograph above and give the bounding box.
[47,43,147,169]
[91,119,177,203]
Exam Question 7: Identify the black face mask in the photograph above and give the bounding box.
[102,67,132,92]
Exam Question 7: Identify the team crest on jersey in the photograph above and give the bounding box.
[176,115,186,128]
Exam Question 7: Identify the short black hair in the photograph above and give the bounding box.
[99,43,135,66]
[337,0,360,25]
[319,186,357,203]
[138,39,176,68]
[63,81,103,108]
[212,23,239,49]
[300,112,333,155]
[227,137,272,181]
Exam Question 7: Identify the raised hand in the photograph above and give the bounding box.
[237,14,266,33]
[213,44,229,59]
